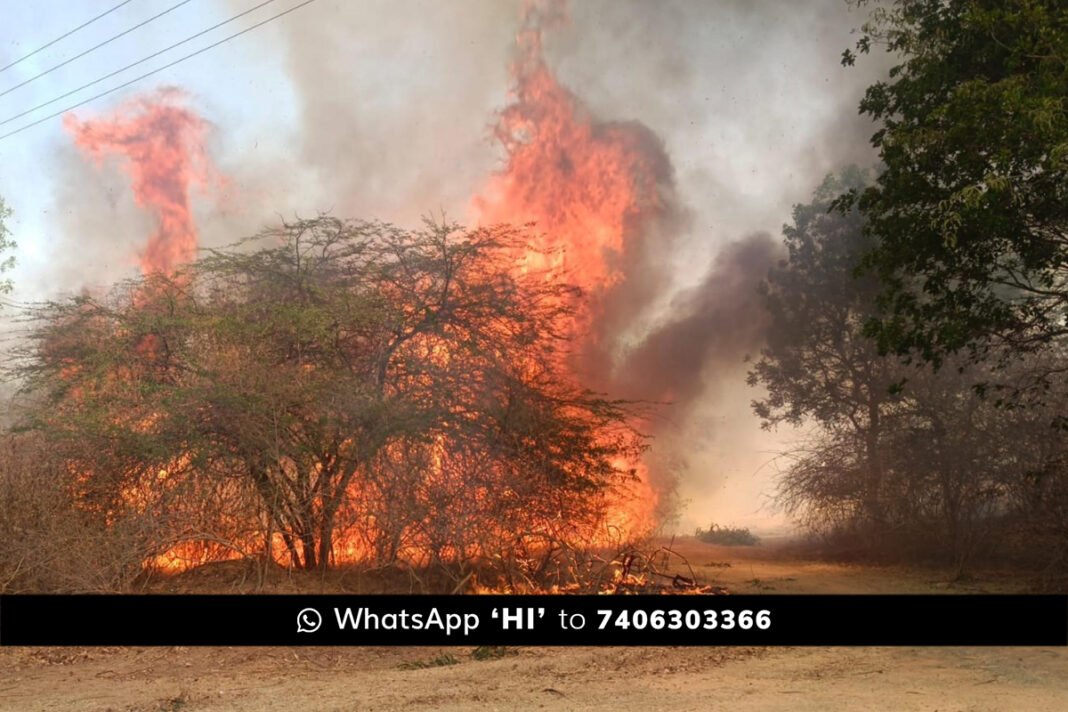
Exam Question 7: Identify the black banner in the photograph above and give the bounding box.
[1,595,1065,646]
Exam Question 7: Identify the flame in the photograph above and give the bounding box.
[63,89,221,570]
[476,2,669,310]
[476,2,670,534]
[64,88,214,277]
[64,2,673,574]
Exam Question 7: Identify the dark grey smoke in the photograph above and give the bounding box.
[614,232,780,405]
[566,119,693,388]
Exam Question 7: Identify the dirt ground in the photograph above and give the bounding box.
[2,539,1066,711]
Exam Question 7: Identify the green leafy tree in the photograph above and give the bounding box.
[844,0,1068,370]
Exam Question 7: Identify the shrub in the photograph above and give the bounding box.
[694,523,760,546]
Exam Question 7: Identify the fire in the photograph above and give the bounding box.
[476,1,672,533]
[476,2,670,306]
[64,89,219,570]
[64,87,214,277]
[62,1,671,575]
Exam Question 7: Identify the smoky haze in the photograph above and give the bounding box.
[44,0,887,530]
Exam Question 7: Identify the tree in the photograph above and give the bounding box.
[749,168,897,525]
[0,196,13,297]
[16,217,645,577]
[750,170,1064,569]
[843,1,1068,372]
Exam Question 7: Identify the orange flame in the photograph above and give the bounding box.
[476,2,671,534]
[64,88,214,277]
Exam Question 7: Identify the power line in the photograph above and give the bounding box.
[0,0,195,99]
[0,0,280,128]
[0,0,318,143]
[0,0,137,74]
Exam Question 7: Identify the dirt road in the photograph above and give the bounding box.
[2,540,1065,711]
[3,644,1065,711]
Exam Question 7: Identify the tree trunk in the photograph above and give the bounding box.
[299,529,317,570]
[318,511,334,573]
[864,387,884,525]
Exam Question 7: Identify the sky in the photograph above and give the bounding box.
[0,0,890,533]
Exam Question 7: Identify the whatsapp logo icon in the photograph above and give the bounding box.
[296,608,322,633]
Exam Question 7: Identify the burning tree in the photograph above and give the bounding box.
[14,217,646,581]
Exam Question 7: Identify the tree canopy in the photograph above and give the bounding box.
[844,0,1068,370]
[750,169,896,524]
[751,170,1068,570]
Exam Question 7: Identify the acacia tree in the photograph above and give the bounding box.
[17,217,644,574]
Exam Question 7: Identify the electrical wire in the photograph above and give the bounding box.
[0,0,279,128]
[0,0,318,143]
[0,0,195,98]
[0,0,137,73]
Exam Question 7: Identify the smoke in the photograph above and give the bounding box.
[456,1,797,524]
[590,225,781,515]
[524,0,886,527]
[546,0,887,242]
[472,1,785,408]
[63,88,216,276]
[263,0,517,224]
[615,232,779,405]
[43,0,889,528]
